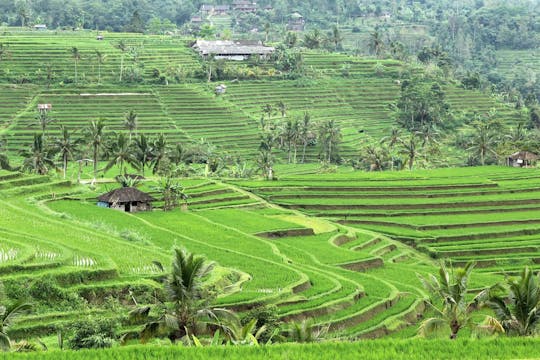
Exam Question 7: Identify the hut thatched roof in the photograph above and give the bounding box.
[98,187,155,203]
[509,151,539,161]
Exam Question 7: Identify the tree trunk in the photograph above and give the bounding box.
[63,154,67,179]
[120,55,124,82]
[302,141,307,163]
[75,61,78,84]
[93,147,98,180]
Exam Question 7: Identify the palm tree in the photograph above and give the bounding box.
[328,25,343,51]
[300,112,311,163]
[133,134,153,176]
[35,111,54,138]
[104,133,135,175]
[257,149,274,180]
[318,120,341,163]
[399,134,420,170]
[151,134,168,175]
[153,178,188,211]
[51,126,82,179]
[482,267,540,336]
[368,31,385,58]
[140,248,227,342]
[124,110,138,142]
[20,133,55,175]
[86,119,106,181]
[70,47,81,84]
[467,121,498,166]
[417,262,502,339]
[263,22,271,43]
[115,40,128,82]
[277,101,287,118]
[281,119,299,163]
[95,50,107,84]
[0,282,32,351]
[381,127,402,148]
[262,104,274,121]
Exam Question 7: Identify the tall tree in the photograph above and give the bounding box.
[399,134,421,170]
[94,50,107,84]
[300,112,312,163]
[105,133,135,175]
[124,110,138,142]
[86,119,106,181]
[318,120,341,163]
[328,25,343,51]
[133,134,153,176]
[151,134,168,175]
[21,133,54,175]
[467,120,499,166]
[51,126,81,179]
[70,47,81,84]
[35,110,54,138]
[114,40,128,82]
[152,178,188,211]
[368,31,385,58]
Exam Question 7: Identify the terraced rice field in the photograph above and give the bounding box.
[5,168,502,342]
[0,31,200,83]
[236,166,540,273]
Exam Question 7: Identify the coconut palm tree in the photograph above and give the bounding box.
[220,316,269,346]
[124,110,138,142]
[368,31,385,58]
[151,134,167,175]
[300,112,312,163]
[399,134,421,170]
[104,133,135,175]
[277,101,287,118]
[20,133,55,175]
[86,119,106,181]
[467,121,498,166]
[153,178,188,211]
[417,262,503,339]
[318,120,341,163]
[140,248,228,342]
[51,126,82,179]
[70,47,81,84]
[0,282,32,351]
[94,50,107,84]
[115,40,128,82]
[257,149,274,180]
[481,267,540,336]
[133,134,153,177]
[35,111,54,138]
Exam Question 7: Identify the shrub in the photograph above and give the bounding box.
[68,317,119,350]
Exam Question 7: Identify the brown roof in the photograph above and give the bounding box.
[98,187,155,203]
[509,151,539,161]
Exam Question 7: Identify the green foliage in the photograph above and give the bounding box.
[67,317,119,350]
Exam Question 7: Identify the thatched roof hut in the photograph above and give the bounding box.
[97,187,155,212]
[508,151,539,168]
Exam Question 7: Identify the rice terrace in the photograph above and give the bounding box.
[0,0,540,359]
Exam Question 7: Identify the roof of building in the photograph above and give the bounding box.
[193,40,275,56]
[34,24,47,28]
[98,187,155,203]
[509,151,539,160]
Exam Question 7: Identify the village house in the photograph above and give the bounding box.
[233,0,258,13]
[192,39,275,61]
[508,151,539,168]
[200,4,231,16]
[287,12,305,31]
[33,24,47,31]
[97,187,155,213]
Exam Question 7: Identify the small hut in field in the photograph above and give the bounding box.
[508,151,539,168]
[97,187,155,212]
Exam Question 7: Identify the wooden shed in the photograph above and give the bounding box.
[97,187,155,212]
[508,151,539,168]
